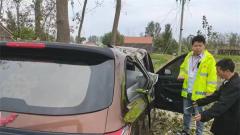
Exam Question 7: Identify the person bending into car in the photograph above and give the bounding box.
[177,35,217,135]
[194,58,240,135]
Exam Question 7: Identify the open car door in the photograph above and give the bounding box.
[154,54,187,113]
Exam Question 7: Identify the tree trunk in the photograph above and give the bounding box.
[0,0,3,19]
[56,0,70,43]
[34,0,43,40]
[77,0,87,43]
[16,1,20,38]
[111,0,121,46]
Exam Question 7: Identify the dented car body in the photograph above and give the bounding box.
[0,42,185,135]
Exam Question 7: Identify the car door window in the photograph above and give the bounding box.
[125,58,148,102]
[157,56,185,78]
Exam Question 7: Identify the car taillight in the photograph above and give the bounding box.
[6,42,45,48]
[0,112,18,126]
[105,126,131,135]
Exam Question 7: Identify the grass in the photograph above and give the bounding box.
[150,53,240,73]
[150,53,175,71]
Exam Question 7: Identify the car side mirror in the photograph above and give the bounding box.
[164,69,171,75]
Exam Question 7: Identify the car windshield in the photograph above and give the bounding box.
[0,47,114,115]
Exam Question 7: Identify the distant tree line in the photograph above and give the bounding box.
[0,0,121,44]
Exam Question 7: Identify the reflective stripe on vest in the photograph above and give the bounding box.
[195,91,206,96]
[207,81,217,85]
[200,73,208,76]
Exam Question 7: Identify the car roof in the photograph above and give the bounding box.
[0,41,148,60]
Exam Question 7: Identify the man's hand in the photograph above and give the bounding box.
[206,92,213,96]
[195,114,201,121]
[177,76,184,80]
[192,101,198,107]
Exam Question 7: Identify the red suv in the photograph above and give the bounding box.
[0,42,185,135]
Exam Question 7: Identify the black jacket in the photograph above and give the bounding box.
[196,73,240,135]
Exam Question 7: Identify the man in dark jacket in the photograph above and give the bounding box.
[195,58,240,135]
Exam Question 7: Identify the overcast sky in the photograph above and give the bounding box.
[70,0,240,39]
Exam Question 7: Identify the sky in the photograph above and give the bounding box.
[69,0,240,39]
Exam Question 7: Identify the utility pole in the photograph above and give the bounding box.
[178,0,186,56]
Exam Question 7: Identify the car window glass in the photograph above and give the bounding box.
[159,56,184,78]
[0,59,114,115]
[125,60,147,102]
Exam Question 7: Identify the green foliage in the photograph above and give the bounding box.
[145,21,161,38]
[6,10,17,32]
[88,35,99,42]
[75,37,86,43]
[153,37,164,50]
[164,39,178,54]
[162,24,172,42]
[152,23,178,54]
[4,8,54,41]
[202,15,213,38]
[228,33,239,46]
[181,35,194,53]
[101,31,124,46]
[13,27,35,40]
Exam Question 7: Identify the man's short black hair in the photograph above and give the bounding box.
[192,35,206,45]
[216,58,235,72]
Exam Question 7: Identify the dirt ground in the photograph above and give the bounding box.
[150,110,213,135]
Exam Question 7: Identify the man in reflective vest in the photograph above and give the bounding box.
[177,35,217,135]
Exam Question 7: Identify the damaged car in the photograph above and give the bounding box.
[0,42,185,135]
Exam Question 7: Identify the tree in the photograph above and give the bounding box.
[56,0,70,42]
[13,0,22,38]
[145,21,161,38]
[6,10,17,32]
[181,34,194,53]
[161,24,177,54]
[34,0,43,39]
[75,36,86,43]
[162,24,172,45]
[111,0,121,45]
[41,0,56,40]
[228,33,239,46]
[153,24,177,54]
[76,0,88,43]
[102,32,123,46]
[202,15,213,39]
[0,0,3,20]
[88,35,99,42]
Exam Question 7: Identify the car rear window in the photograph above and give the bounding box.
[0,45,115,115]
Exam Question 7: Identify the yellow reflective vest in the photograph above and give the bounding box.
[179,50,217,101]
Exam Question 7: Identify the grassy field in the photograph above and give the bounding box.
[150,53,175,71]
[150,53,240,73]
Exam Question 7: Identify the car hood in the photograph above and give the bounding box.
[1,109,108,134]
